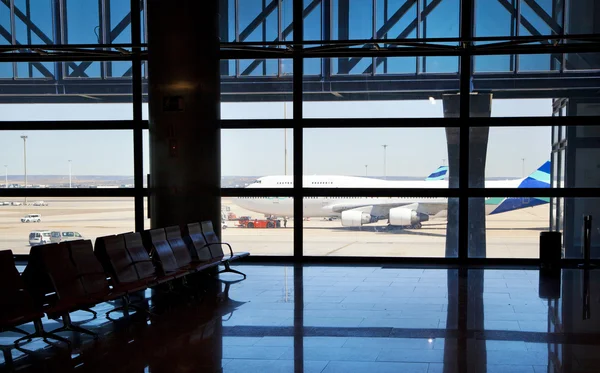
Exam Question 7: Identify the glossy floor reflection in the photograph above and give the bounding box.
[2,265,600,372]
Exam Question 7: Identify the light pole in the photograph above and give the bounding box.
[21,136,27,204]
[68,160,72,188]
[365,165,368,176]
[382,144,388,180]
[4,165,7,188]
[521,158,525,178]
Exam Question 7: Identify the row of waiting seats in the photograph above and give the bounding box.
[0,221,249,358]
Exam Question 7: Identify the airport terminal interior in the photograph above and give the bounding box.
[2,0,600,371]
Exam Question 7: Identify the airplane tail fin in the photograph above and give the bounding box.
[425,166,448,181]
[517,160,551,189]
[489,161,551,215]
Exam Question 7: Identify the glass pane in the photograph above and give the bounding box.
[303,197,458,258]
[469,197,550,258]
[323,0,460,41]
[14,0,54,44]
[222,129,293,188]
[66,0,100,44]
[0,131,135,185]
[304,128,455,187]
[221,197,293,256]
[476,127,551,188]
[304,58,459,119]
[474,0,514,38]
[0,197,134,255]
[221,59,293,120]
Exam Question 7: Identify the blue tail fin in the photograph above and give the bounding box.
[426,166,448,181]
[489,161,551,215]
[517,160,551,189]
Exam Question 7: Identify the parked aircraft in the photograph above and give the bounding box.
[234,162,550,229]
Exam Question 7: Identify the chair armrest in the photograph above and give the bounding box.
[206,242,234,257]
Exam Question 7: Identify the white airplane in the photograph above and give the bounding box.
[234,162,550,229]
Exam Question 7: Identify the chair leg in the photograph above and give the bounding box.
[218,262,246,279]
[14,319,71,346]
[106,295,156,321]
[48,314,98,340]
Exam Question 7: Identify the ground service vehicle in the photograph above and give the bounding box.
[237,217,281,228]
[21,214,41,223]
[29,230,52,246]
[50,231,83,243]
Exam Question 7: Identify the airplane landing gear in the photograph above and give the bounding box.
[409,223,423,229]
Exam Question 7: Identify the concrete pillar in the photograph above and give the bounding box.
[146,0,221,232]
[443,94,492,258]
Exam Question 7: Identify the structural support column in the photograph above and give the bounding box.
[147,0,221,231]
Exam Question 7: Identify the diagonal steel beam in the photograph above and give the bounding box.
[0,25,54,78]
[497,0,564,70]
[340,0,418,73]
[241,0,321,76]
[361,0,443,74]
[110,0,144,42]
[0,0,53,44]
[0,0,84,76]
[522,0,562,35]
[239,0,279,42]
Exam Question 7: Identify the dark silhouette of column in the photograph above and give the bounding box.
[146,0,221,231]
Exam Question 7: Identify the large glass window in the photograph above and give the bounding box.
[2,0,600,264]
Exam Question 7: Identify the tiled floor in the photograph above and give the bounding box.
[1,265,599,372]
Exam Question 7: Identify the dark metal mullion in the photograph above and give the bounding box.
[130,0,143,233]
[9,0,16,78]
[262,0,267,76]
[372,0,376,77]
[235,0,240,77]
[101,0,112,78]
[277,0,282,76]
[421,0,427,73]
[509,0,515,72]
[26,0,32,78]
[322,0,331,78]
[550,0,557,71]
[515,0,521,73]
[459,0,473,264]
[60,0,68,78]
[383,0,387,73]
[560,0,566,72]
[293,0,303,260]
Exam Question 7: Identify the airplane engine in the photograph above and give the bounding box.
[341,210,372,227]
[389,207,429,227]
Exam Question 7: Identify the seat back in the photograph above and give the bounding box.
[143,228,180,275]
[68,240,110,297]
[123,232,156,280]
[0,250,38,321]
[0,250,25,295]
[165,226,192,267]
[38,242,87,301]
[95,235,139,284]
[184,223,212,262]
[200,221,224,258]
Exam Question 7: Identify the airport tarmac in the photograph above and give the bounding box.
[0,197,548,258]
